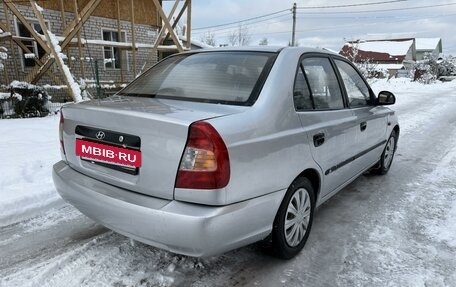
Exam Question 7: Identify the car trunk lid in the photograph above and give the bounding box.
[62,96,245,200]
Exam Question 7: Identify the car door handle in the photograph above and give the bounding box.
[360,122,367,132]
[313,133,325,147]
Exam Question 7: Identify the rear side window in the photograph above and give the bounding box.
[302,57,344,110]
[335,60,372,107]
[293,65,313,111]
[119,52,276,105]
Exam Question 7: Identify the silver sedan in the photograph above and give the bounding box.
[53,47,399,259]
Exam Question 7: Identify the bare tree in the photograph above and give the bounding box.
[200,31,216,47]
[238,24,251,46]
[345,40,379,80]
[227,30,238,46]
[228,24,251,46]
[258,37,268,46]
[346,39,360,62]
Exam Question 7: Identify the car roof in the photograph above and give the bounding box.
[185,46,341,57]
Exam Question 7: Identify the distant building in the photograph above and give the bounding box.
[339,38,416,64]
[415,38,443,60]
[339,38,443,78]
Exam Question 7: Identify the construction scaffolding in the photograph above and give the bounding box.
[0,0,192,102]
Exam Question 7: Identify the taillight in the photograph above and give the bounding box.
[176,121,230,189]
[59,109,65,155]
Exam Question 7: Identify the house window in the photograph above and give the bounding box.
[16,20,48,67]
[103,30,125,69]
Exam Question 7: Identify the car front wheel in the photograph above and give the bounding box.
[271,177,315,259]
[372,130,397,175]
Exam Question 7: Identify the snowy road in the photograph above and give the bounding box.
[1,79,456,286]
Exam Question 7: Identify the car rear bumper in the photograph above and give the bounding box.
[52,161,285,257]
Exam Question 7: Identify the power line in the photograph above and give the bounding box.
[193,9,290,30]
[197,11,456,38]
[296,0,408,9]
[250,12,456,36]
[296,2,456,14]
[192,13,291,35]
[191,0,455,46]
[193,17,292,37]
[191,1,453,35]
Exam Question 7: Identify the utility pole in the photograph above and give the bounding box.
[291,2,296,46]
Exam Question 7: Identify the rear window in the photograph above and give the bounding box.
[119,51,277,105]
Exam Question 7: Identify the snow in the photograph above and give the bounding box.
[0,46,7,70]
[46,31,83,102]
[42,84,69,90]
[103,58,116,64]
[34,2,43,12]
[0,116,62,227]
[178,35,214,49]
[50,34,198,50]
[1,79,456,286]
[0,49,8,60]
[10,80,38,90]
[24,53,36,59]
[0,31,11,38]
[80,57,93,62]
[12,93,22,101]
[415,38,441,50]
[350,39,413,56]
[375,63,404,70]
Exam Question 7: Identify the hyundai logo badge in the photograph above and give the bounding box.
[95,131,105,140]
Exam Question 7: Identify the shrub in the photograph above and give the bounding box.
[7,81,50,117]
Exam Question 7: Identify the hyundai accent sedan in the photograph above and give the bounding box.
[53,47,399,259]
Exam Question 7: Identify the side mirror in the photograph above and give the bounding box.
[377,91,396,105]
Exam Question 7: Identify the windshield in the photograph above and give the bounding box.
[119,51,277,105]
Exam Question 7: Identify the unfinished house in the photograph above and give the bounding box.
[0,0,192,104]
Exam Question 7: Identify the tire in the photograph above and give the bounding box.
[271,177,315,259]
[372,131,397,175]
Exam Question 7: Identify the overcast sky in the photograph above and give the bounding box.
[164,0,456,56]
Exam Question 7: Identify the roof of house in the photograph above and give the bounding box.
[339,39,414,62]
[415,38,441,50]
[354,39,414,56]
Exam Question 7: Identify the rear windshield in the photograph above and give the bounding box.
[119,51,277,105]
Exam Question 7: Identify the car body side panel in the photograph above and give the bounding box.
[350,106,389,173]
[298,110,359,197]
[203,50,322,205]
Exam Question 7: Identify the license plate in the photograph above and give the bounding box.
[76,139,141,168]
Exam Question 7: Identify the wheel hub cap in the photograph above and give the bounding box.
[284,188,311,247]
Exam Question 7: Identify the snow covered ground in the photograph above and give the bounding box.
[1,78,456,286]
[0,117,62,227]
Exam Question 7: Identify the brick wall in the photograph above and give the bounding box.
[0,4,159,101]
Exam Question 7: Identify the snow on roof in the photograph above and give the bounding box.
[178,35,213,49]
[415,38,441,50]
[375,64,404,70]
[353,40,413,56]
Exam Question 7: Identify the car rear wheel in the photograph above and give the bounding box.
[372,130,397,175]
[271,177,315,259]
